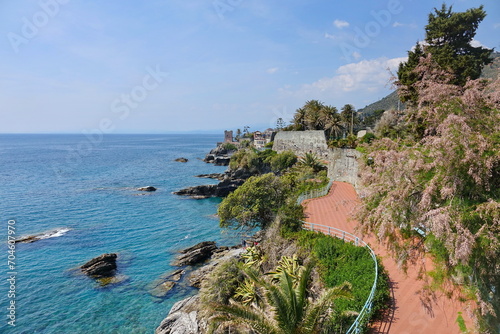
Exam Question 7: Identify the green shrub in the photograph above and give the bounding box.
[360,132,376,144]
[221,142,238,151]
[270,150,297,172]
[200,258,244,305]
[296,230,390,332]
[218,173,292,229]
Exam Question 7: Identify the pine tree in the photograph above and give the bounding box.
[397,4,492,104]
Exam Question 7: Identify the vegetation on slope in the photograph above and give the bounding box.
[357,4,499,332]
[219,149,327,233]
[210,145,389,333]
[201,221,390,334]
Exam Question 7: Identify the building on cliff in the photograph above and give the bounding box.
[253,129,275,149]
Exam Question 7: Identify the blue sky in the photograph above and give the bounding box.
[0,0,498,133]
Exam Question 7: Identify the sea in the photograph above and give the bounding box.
[0,134,245,334]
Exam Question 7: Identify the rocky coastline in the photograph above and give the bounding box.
[155,233,262,334]
[158,143,261,332]
[173,144,255,199]
[202,144,236,166]
[173,168,252,199]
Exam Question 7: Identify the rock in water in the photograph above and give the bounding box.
[175,157,188,163]
[173,241,217,266]
[149,281,177,298]
[195,173,225,180]
[137,186,157,192]
[81,253,117,278]
[148,269,185,298]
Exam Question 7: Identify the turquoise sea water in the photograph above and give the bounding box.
[0,134,243,334]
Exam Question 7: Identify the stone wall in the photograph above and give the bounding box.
[327,148,361,190]
[273,131,361,189]
[272,130,330,159]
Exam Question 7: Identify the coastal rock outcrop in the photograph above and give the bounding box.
[203,144,236,166]
[175,157,188,163]
[213,156,230,166]
[138,186,157,192]
[81,253,117,278]
[173,241,218,266]
[174,168,252,199]
[155,295,206,334]
[195,173,225,180]
[173,178,245,199]
[188,247,244,288]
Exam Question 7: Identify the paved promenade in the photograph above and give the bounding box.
[303,181,473,334]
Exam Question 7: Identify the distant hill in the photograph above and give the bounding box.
[357,90,403,115]
[358,51,500,116]
[481,51,500,81]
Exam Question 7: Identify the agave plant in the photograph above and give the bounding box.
[233,278,263,307]
[266,254,301,285]
[241,246,264,268]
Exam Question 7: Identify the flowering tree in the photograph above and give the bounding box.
[357,52,500,330]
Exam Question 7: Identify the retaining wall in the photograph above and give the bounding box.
[272,130,330,159]
[327,148,361,190]
[273,131,360,189]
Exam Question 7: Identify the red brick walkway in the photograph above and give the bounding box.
[303,182,473,334]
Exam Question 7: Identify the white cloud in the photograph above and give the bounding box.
[324,32,337,40]
[280,57,407,105]
[352,51,362,60]
[470,39,487,48]
[392,21,417,29]
[267,67,279,74]
[333,19,349,29]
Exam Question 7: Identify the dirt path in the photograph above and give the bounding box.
[303,181,473,334]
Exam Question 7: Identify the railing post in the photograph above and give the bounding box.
[342,231,345,241]
[355,237,359,246]
[328,227,331,236]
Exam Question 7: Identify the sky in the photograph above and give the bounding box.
[0,0,499,134]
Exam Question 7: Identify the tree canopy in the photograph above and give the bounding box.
[218,173,293,230]
[287,100,360,139]
[397,4,492,104]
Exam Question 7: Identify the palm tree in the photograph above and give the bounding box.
[208,263,353,334]
[303,100,325,130]
[297,153,326,173]
[340,104,357,136]
[293,108,307,130]
[321,106,343,139]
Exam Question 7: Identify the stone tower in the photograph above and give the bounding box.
[224,130,233,143]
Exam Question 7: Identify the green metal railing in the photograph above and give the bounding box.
[298,183,378,334]
[296,181,333,204]
[302,222,378,334]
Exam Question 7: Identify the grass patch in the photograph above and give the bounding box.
[456,312,468,333]
[295,230,390,333]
